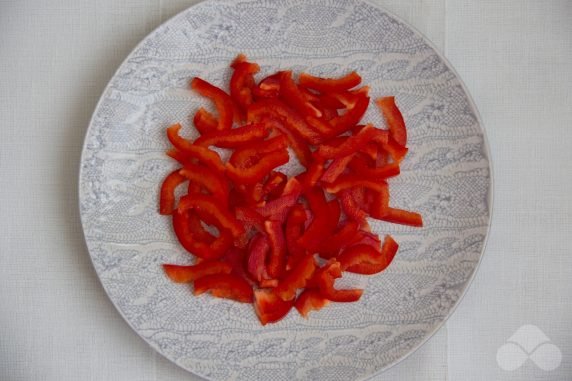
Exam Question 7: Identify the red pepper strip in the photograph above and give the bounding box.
[362,143,378,161]
[316,124,388,160]
[316,261,363,302]
[221,247,254,284]
[338,244,381,270]
[194,123,269,148]
[262,171,287,199]
[305,116,335,136]
[260,279,279,288]
[349,230,382,251]
[193,273,253,303]
[179,165,229,205]
[279,71,322,118]
[228,134,288,166]
[295,289,329,318]
[367,185,390,219]
[339,189,367,224]
[190,77,236,130]
[247,99,322,144]
[172,210,232,259]
[285,204,308,271]
[301,158,325,190]
[247,233,271,283]
[376,148,389,166]
[320,154,354,183]
[162,261,232,283]
[324,175,388,194]
[271,120,312,167]
[319,90,364,109]
[252,72,283,99]
[178,194,244,238]
[275,254,316,301]
[349,160,401,180]
[159,169,187,215]
[255,192,299,223]
[382,136,409,163]
[298,71,362,92]
[265,220,287,279]
[230,59,260,111]
[193,107,218,135]
[380,207,423,227]
[298,189,341,251]
[345,235,399,274]
[376,96,407,146]
[254,289,293,325]
[315,220,360,259]
[226,148,289,185]
[234,206,265,232]
[166,125,225,172]
[186,212,216,243]
[329,95,370,134]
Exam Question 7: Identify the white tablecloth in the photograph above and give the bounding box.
[1,1,571,380]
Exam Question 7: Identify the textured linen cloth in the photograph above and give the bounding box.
[0,0,570,380]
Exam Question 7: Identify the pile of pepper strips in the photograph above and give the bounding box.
[159,55,422,325]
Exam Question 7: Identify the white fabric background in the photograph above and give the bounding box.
[0,1,570,380]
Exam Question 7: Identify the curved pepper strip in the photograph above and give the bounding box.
[324,175,388,194]
[234,206,265,232]
[172,209,233,260]
[193,273,253,303]
[316,124,388,160]
[297,189,341,251]
[166,125,225,172]
[344,236,399,274]
[193,107,218,134]
[275,254,316,301]
[247,98,322,144]
[315,261,363,302]
[315,221,360,259]
[159,169,187,215]
[191,77,237,130]
[255,193,300,223]
[380,207,423,227]
[221,247,253,284]
[177,194,244,238]
[162,261,232,283]
[279,71,322,118]
[194,123,269,148]
[320,154,354,183]
[226,148,289,185]
[295,289,329,317]
[179,164,229,206]
[349,160,401,180]
[247,233,271,283]
[254,289,293,325]
[339,189,367,225]
[285,204,308,270]
[228,134,288,166]
[262,171,287,200]
[230,58,260,111]
[264,220,287,279]
[298,71,362,93]
[367,185,390,219]
[328,95,370,134]
[376,96,407,146]
[382,135,409,163]
[270,119,312,167]
[252,72,282,99]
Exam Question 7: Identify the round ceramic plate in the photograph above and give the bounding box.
[79,0,492,380]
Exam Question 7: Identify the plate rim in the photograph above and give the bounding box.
[77,0,494,379]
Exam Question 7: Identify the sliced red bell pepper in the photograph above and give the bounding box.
[315,261,363,302]
[328,95,370,134]
[301,157,325,190]
[162,261,232,283]
[193,107,218,134]
[179,164,229,205]
[339,189,367,224]
[172,209,233,259]
[247,233,270,283]
[280,71,322,118]
[305,115,335,137]
[264,220,287,279]
[295,289,330,317]
[285,204,308,270]
[193,273,253,303]
[348,159,400,180]
[230,57,260,111]
[315,220,360,259]
[252,72,282,99]
[247,98,322,144]
[376,96,407,146]
[255,192,299,223]
[221,246,253,283]
[297,189,341,251]
[345,235,399,274]
[298,71,362,92]
[262,171,287,199]
[316,124,388,160]
[190,77,235,130]
[320,154,354,183]
[382,135,409,163]
[194,123,269,148]
[270,119,313,167]
[234,206,265,232]
[226,148,289,185]
[177,194,244,238]
[275,254,316,301]
[159,169,187,215]
[367,185,390,219]
[254,289,293,325]
[380,207,423,227]
[166,125,225,172]
[228,134,288,166]
[324,175,388,194]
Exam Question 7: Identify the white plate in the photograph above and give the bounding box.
[79,0,492,379]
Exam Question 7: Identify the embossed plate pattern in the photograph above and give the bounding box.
[79,0,492,379]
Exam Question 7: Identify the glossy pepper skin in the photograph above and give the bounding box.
[190,77,235,131]
[162,261,232,283]
[376,96,407,146]
[298,71,362,93]
[194,273,254,303]
[159,169,187,215]
[254,289,293,325]
[230,55,260,111]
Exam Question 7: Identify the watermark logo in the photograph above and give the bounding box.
[497,325,562,371]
